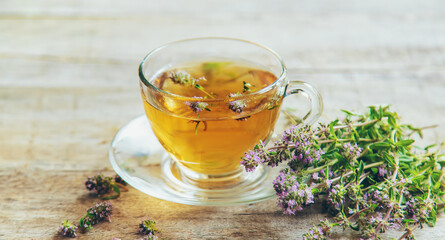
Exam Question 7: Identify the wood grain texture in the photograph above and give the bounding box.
[1,0,445,239]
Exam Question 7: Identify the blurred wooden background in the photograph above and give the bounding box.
[1,0,444,239]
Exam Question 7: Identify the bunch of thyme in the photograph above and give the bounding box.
[242,106,444,239]
[85,173,128,199]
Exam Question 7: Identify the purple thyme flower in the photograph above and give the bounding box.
[365,188,391,208]
[80,201,113,230]
[314,168,335,185]
[341,142,362,160]
[85,173,115,195]
[348,208,354,215]
[240,124,325,173]
[185,101,209,113]
[312,172,319,181]
[59,220,77,238]
[169,71,206,87]
[404,198,435,224]
[139,218,159,235]
[241,140,270,172]
[273,169,314,215]
[302,225,326,240]
[325,179,332,188]
[85,173,126,198]
[228,93,247,113]
[142,232,158,240]
[114,174,127,186]
[378,165,387,177]
[273,170,298,197]
[327,184,347,210]
[169,71,194,85]
[280,125,324,171]
[299,219,334,239]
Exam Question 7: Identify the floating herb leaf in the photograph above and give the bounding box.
[243,81,253,93]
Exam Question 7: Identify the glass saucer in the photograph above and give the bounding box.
[109,114,291,206]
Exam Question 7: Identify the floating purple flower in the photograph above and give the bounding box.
[228,93,247,113]
[185,101,210,113]
[169,71,194,85]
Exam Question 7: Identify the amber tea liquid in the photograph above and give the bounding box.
[142,61,282,176]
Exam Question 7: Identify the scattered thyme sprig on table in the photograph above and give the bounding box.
[139,218,161,239]
[80,201,113,231]
[85,173,128,200]
[58,201,113,237]
[58,220,78,238]
[241,106,444,239]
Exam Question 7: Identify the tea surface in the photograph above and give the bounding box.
[143,61,281,175]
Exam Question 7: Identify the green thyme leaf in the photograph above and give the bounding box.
[396,139,415,147]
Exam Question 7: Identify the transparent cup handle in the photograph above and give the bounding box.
[284,81,323,124]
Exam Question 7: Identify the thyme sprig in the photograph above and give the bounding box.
[168,71,214,98]
[228,92,247,113]
[59,201,113,237]
[242,106,444,239]
[243,81,253,93]
[58,220,78,238]
[139,218,160,235]
[85,174,128,200]
[80,201,113,231]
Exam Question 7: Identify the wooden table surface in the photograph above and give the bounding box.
[1,1,445,239]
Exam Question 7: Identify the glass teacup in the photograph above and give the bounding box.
[139,38,322,186]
